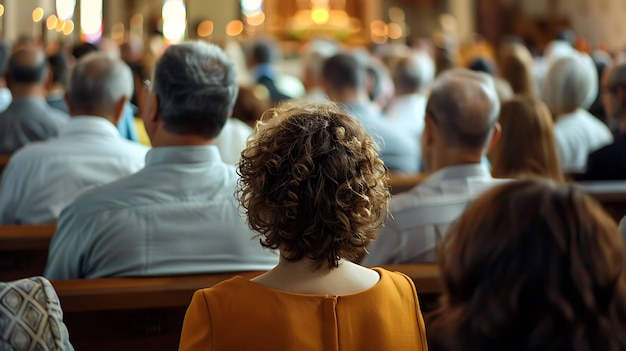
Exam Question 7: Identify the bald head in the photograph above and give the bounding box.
[68,52,133,117]
[7,46,47,84]
[426,69,500,149]
[393,51,435,94]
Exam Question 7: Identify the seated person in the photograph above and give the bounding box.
[427,179,626,351]
[0,46,69,153]
[543,52,613,173]
[0,276,73,350]
[363,69,504,265]
[0,52,148,224]
[179,104,428,351]
[580,62,626,180]
[322,53,420,173]
[44,42,277,279]
[489,96,564,181]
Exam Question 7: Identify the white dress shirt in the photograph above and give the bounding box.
[0,116,149,224]
[44,145,278,279]
[385,93,427,141]
[214,118,253,165]
[554,108,613,173]
[363,164,507,265]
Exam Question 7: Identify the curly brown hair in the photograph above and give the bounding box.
[236,103,390,269]
[427,179,626,351]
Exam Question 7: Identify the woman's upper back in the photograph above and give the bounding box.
[179,267,428,351]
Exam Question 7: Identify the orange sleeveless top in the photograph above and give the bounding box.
[179,267,428,351]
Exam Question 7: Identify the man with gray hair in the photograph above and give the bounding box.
[0,46,69,153]
[322,53,420,172]
[45,42,278,279]
[580,62,626,180]
[386,50,434,142]
[0,52,148,224]
[363,69,505,265]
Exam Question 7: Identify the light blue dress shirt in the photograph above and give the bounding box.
[0,116,149,224]
[45,145,278,279]
[343,102,420,173]
[363,164,507,265]
[0,97,69,153]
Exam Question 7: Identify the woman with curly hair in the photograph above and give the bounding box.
[428,179,626,351]
[179,104,428,351]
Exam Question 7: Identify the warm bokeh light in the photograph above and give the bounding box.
[111,23,125,44]
[371,33,387,44]
[388,7,405,23]
[197,20,214,37]
[46,15,58,30]
[162,0,187,43]
[388,23,402,40]
[55,19,66,32]
[130,13,144,29]
[81,0,102,42]
[246,12,265,26]
[56,0,76,20]
[311,8,329,25]
[226,20,244,36]
[0,5,5,17]
[63,20,74,35]
[370,20,387,37]
[32,8,44,23]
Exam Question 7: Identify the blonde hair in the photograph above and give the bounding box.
[489,96,564,181]
[498,43,536,98]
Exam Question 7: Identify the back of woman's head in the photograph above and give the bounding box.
[489,96,563,181]
[498,43,536,97]
[237,103,390,269]
[428,179,626,351]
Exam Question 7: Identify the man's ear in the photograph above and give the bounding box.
[111,96,129,125]
[423,115,435,146]
[64,92,72,115]
[142,93,160,138]
[485,122,502,153]
[44,69,53,91]
[5,74,11,90]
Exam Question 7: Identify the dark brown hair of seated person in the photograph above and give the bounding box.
[498,43,537,98]
[231,85,271,128]
[427,179,626,351]
[489,96,564,182]
[236,103,390,270]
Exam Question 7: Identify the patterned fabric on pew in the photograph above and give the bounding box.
[0,276,73,351]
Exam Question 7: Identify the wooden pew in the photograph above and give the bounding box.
[577,181,626,222]
[52,264,441,351]
[0,224,56,281]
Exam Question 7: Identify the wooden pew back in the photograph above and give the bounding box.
[577,181,626,222]
[52,265,441,351]
[0,224,55,281]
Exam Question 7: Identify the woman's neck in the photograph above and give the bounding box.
[251,256,380,295]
